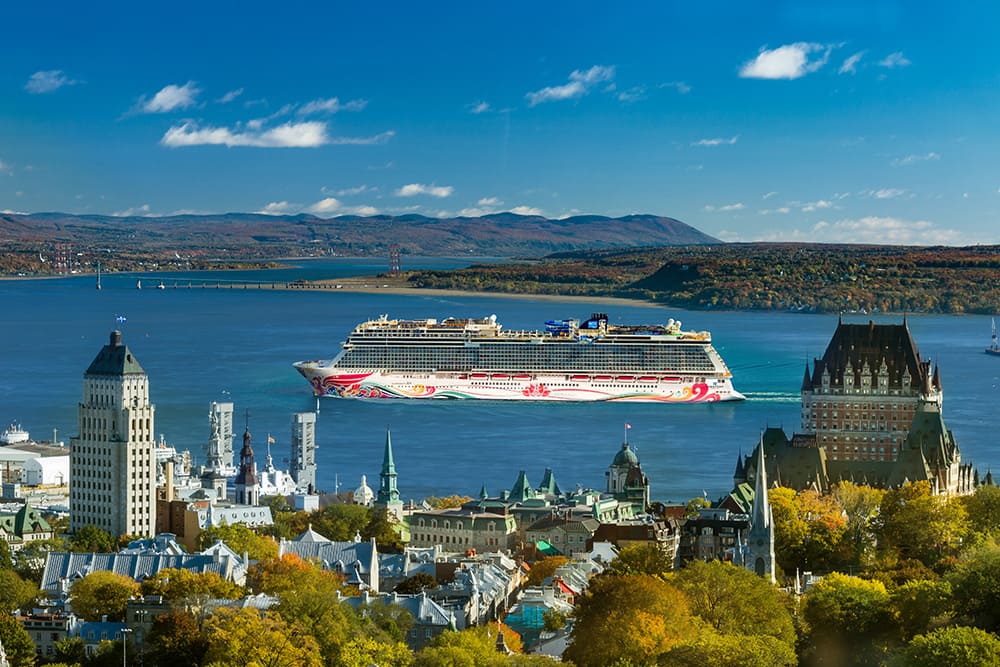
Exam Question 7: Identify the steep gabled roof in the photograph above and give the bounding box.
[85,331,146,376]
[806,319,926,392]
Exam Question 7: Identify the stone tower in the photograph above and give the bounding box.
[70,330,156,536]
[745,439,776,583]
[206,401,235,473]
[291,411,317,492]
[235,425,260,506]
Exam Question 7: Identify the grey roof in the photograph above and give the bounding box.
[342,592,456,629]
[279,535,377,577]
[85,331,146,376]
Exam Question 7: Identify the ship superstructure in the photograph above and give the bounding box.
[294,313,742,403]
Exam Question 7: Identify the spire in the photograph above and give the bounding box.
[480,482,489,500]
[752,436,770,530]
[509,470,533,502]
[801,361,812,391]
[733,449,746,482]
[377,427,400,505]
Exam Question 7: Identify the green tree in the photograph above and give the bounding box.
[947,539,1000,631]
[604,543,674,577]
[832,482,885,569]
[339,634,412,667]
[203,607,322,666]
[801,572,894,667]
[15,535,67,582]
[146,610,210,667]
[877,481,969,569]
[526,556,569,586]
[890,579,954,641]
[197,523,278,561]
[394,572,438,594]
[669,560,795,647]
[659,632,797,667]
[0,537,13,570]
[564,575,698,667]
[69,570,140,621]
[0,569,39,613]
[52,636,87,665]
[0,611,36,667]
[896,626,1000,667]
[140,568,243,601]
[962,484,1000,542]
[69,525,116,553]
[425,495,473,509]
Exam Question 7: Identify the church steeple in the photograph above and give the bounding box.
[376,428,403,520]
[235,420,260,506]
[746,437,776,583]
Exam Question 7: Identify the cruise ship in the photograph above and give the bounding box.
[294,313,743,403]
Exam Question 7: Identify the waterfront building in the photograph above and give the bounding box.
[69,330,156,536]
[742,318,975,495]
[290,411,317,492]
[407,505,519,552]
[605,441,651,510]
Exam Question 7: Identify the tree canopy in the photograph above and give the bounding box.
[69,570,140,621]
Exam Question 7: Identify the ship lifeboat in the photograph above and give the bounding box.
[637,376,658,382]
[470,373,489,379]
[492,373,510,380]
[571,374,590,381]
[513,374,532,380]
[594,375,613,381]
[661,376,681,382]
[616,376,635,382]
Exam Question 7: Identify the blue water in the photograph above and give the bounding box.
[2,258,998,504]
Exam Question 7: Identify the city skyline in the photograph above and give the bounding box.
[3,2,1000,244]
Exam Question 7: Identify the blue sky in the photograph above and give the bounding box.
[2,1,1000,244]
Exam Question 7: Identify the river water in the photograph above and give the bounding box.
[1,258,997,504]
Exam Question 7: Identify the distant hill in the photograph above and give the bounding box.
[0,211,719,258]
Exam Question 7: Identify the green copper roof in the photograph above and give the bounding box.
[85,331,146,376]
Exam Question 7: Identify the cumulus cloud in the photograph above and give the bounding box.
[879,52,911,69]
[839,51,865,75]
[891,152,940,167]
[330,185,375,196]
[704,203,745,212]
[510,205,544,216]
[526,65,615,106]
[25,69,79,94]
[139,82,201,113]
[218,88,244,104]
[161,122,394,148]
[256,201,299,215]
[478,197,502,206]
[113,204,152,217]
[810,216,961,244]
[306,197,342,214]
[298,97,367,115]
[739,43,832,79]
[692,136,739,147]
[802,199,833,212]
[395,183,454,198]
[469,101,491,114]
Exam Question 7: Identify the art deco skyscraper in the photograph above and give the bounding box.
[70,331,156,536]
[290,411,317,492]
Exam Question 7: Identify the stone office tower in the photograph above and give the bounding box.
[206,401,235,473]
[70,331,156,536]
[290,411,317,492]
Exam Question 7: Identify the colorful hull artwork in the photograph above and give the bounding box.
[294,313,743,403]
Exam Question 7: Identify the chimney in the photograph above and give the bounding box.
[110,331,122,349]
[165,461,175,502]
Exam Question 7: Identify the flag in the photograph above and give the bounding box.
[116,315,127,324]
[267,435,276,444]
[625,423,632,429]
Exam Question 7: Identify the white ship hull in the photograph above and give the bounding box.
[293,366,744,403]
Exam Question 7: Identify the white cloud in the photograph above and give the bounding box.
[762,191,778,200]
[617,86,646,103]
[396,183,454,198]
[866,188,906,199]
[113,204,152,217]
[469,101,491,114]
[526,65,615,106]
[658,81,691,94]
[739,42,831,80]
[161,121,394,149]
[458,207,493,217]
[218,88,244,103]
[704,203,745,212]
[879,52,911,69]
[0,209,28,215]
[25,69,78,94]
[809,216,961,244]
[891,152,940,167]
[802,199,833,212]
[306,197,342,214]
[347,205,380,216]
[839,51,865,75]
[692,136,739,147]
[331,185,375,196]
[759,207,790,215]
[256,201,299,215]
[298,97,368,115]
[510,205,544,216]
[478,197,502,206]
[140,82,201,113]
